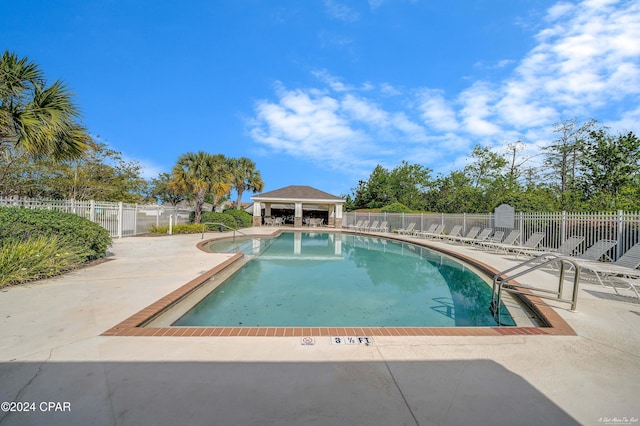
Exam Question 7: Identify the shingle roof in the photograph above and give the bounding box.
[252,185,344,201]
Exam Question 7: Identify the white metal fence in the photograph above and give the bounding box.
[343,210,640,261]
[0,197,194,238]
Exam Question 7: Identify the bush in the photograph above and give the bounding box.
[223,209,253,228]
[0,235,88,287]
[198,211,238,231]
[149,224,203,234]
[380,202,413,213]
[0,207,111,260]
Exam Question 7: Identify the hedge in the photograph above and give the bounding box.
[223,209,253,228]
[0,207,112,260]
[189,211,238,231]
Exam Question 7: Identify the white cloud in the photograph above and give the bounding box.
[341,94,389,125]
[313,69,352,92]
[250,83,375,174]
[458,82,502,136]
[417,89,459,132]
[368,0,384,10]
[249,0,640,180]
[501,0,640,119]
[323,0,359,22]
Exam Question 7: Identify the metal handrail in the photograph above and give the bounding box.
[489,253,581,325]
[201,222,248,242]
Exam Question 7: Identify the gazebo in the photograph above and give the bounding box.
[251,185,345,228]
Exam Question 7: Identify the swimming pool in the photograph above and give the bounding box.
[172,232,516,327]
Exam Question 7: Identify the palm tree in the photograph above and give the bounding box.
[169,152,231,223]
[208,153,232,211]
[0,51,89,161]
[228,157,264,210]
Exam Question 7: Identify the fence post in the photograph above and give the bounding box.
[117,202,123,239]
[617,210,624,260]
[518,212,524,243]
[90,200,96,223]
[134,204,138,236]
[561,211,566,245]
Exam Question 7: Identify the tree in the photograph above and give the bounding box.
[228,157,264,210]
[543,118,596,210]
[169,152,231,223]
[149,172,186,206]
[0,140,149,202]
[579,129,640,209]
[0,51,89,163]
[207,154,232,211]
[387,161,432,210]
[464,145,508,189]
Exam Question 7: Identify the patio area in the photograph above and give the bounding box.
[0,228,638,425]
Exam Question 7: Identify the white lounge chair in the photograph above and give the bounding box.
[442,225,462,242]
[517,235,585,258]
[416,223,437,238]
[575,243,640,299]
[572,239,618,262]
[371,221,388,233]
[356,220,370,232]
[484,230,521,253]
[420,224,445,239]
[475,230,504,249]
[450,226,481,244]
[507,232,546,256]
[346,220,363,230]
[364,221,379,232]
[459,228,492,245]
[397,222,416,236]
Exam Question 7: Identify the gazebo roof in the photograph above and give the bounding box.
[252,185,344,202]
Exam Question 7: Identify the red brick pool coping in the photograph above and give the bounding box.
[102,231,576,338]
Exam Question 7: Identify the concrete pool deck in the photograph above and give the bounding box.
[1,228,639,425]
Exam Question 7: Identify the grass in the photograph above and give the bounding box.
[0,236,87,287]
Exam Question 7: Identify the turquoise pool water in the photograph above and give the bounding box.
[174,232,515,327]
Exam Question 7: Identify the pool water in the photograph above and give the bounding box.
[174,232,515,327]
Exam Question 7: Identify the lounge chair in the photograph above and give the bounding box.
[574,243,640,299]
[517,235,585,258]
[346,220,363,230]
[572,239,618,262]
[442,225,463,242]
[506,232,546,256]
[450,226,481,244]
[356,220,370,232]
[364,221,379,232]
[459,228,492,245]
[420,224,445,239]
[370,221,388,232]
[474,230,504,249]
[484,230,521,253]
[397,223,416,236]
[416,223,437,238]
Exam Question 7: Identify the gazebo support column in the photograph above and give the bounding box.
[294,202,303,227]
[335,204,343,228]
[252,202,262,226]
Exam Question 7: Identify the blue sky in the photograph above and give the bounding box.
[2,0,639,201]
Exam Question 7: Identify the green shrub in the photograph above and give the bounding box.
[0,207,111,260]
[149,224,203,234]
[223,209,253,228]
[380,202,413,213]
[195,211,238,231]
[0,236,87,287]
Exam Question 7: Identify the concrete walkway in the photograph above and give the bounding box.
[1,229,639,425]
